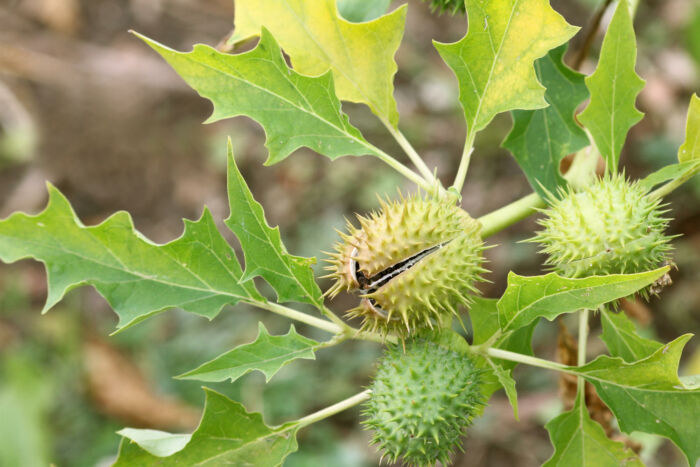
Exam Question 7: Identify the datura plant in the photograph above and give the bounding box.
[1,0,700,466]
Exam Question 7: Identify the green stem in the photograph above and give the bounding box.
[320,305,348,328]
[649,163,700,200]
[577,308,589,400]
[451,133,475,193]
[486,348,573,374]
[245,300,342,334]
[292,389,371,430]
[384,124,439,188]
[478,192,544,238]
[477,145,598,238]
[362,142,433,192]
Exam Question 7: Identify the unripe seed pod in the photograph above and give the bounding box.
[363,339,484,466]
[531,174,673,293]
[323,193,486,335]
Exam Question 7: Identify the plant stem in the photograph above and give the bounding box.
[649,163,700,200]
[478,192,544,238]
[245,300,342,334]
[292,389,371,430]
[486,348,573,374]
[361,142,433,192]
[384,124,438,187]
[452,133,475,193]
[577,308,589,400]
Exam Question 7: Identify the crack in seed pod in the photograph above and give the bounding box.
[322,193,487,336]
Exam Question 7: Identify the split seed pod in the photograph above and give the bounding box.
[362,339,485,466]
[323,193,486,336]
[532,174,673,294]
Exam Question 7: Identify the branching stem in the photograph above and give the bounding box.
[365,144,434,192]
[384,124,439,187]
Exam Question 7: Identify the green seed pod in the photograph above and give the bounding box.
[323,193,486,336]
[531,174,673,287]
[363,339,484,466]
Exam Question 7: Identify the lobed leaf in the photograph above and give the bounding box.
[600,308,662,362]
[502,45,589,200]
[178,323,319,383]
[574,335,700,466]
[434,0,578,146]
[543,396,643,467]
[679,93,700,162]
[135,29,374,166]
[497,268,669,332]
[225,141,324,307]
[0,185,261,330]
[114,388,298,466]
[230,0,405,126]
[578,0,645,173]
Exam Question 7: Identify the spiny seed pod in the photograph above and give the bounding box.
[531,174,673,290]
[322,193,486,336]
[362,339,484,466]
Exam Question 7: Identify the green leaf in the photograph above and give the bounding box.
[230,0,406,126]
[178,323,319,382]
[679,93,700,162]
[543,396,643,467]
[114,388,298,466]
[115,429,191,457]
[470,297,537,419]
[502,45,589,199]
[600,308,662,362]
[336,0,390,22]
[497,267,669,332]
[574,334,700,466]
[225,141,323,307]
[434,0,578,146]
[472,298,537,370]
[638,160,700,191]
[0,185,261,330]
[135,29,375,166]
[578,0,645,173]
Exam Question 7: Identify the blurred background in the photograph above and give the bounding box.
[0,0,699,465]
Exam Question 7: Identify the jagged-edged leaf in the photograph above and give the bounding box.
[230,0,405,126]
[497,268,669,332]
[578,1,645,173]
[600,308,662,362]
[0,185,261,330]
[434,0,577,147]
[638,160,700,191]
[114,388,298,466]
[135,29,375,165]
[225,141,323,307]
[470,297,538,419]
[178,323,319,382]
[679,93,700,162]
[574,335,700,466]
[502,45,589,199]
[543,395,643,467]
[337,0,391,22]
